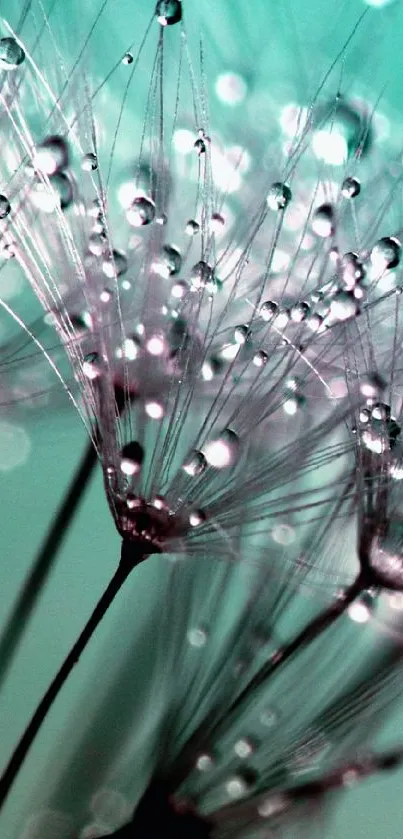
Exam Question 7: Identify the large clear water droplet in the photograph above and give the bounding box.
[266,182,292,211]
[370,236,401,271]
[311,203,335,238]
[120,441,144,476]
[126,196,155,227]
[30,172,73,213]
[0,195,11,219]
[183,450,207,477]
[155,0,182,26]
[203,429,240,469]
[190,260,216,292]
[33,136,69,176]
[0,37,25,70]
[341,176,361,199]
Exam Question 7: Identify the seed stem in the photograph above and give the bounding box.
[0,539,147,810]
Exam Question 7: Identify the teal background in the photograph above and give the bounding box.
[0,0,403,836]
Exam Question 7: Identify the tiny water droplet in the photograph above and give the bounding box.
[155,0,182,26]
[82,153,98,172]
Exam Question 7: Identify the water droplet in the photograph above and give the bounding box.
[359,373,385,400]
[88,232,107,256]
[210,212,225,232]
[33,136,69,175]
[190,260,216,292]
[203,428,240,469]
[159,244,182,277]
[171,280,189,299]
[329,290,359,321]
[234,738,255,759]
[155,0,182,26]
[253,350,268,367]
[122,52,133,65]
[102,249,128,278]
[196,753,215,771]
[186,219,199,236]
[348,590,376,623]
[290,301,310,322]
[370,236,401,271]
[126,195,155,227]
[189,509,206,527]
[0,37,25,70]
[312,203,335,238]
[369,520,403,590]
[0,194,11,219]
[260,300,279,321]
[30,172,73,213]
[341,176,361,198]
[260,707,278,727]
[120,441,144,476]
[183,450,207,476]
[145,400,164,419]
[341,251,366,288]
[312,98,372,163]
[234,324,250,345]
[82,152,98,171]
[187,627,208,647]
[82,352,101,380]
[194,137,206,155]
[266,182,292,211]
[226,775,250,799]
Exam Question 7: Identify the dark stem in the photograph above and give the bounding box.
[0,540,147,810]
[0,440,97,689]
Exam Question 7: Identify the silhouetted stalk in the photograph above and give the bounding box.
[0,538,148,809]
[0,440,97,689]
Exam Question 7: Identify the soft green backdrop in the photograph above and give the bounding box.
[0,0,403,836]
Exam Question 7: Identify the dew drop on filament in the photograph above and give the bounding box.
[203,429,240,469]
[0,37,25,70]
[126,196,156,227]
[155,0,182,26]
